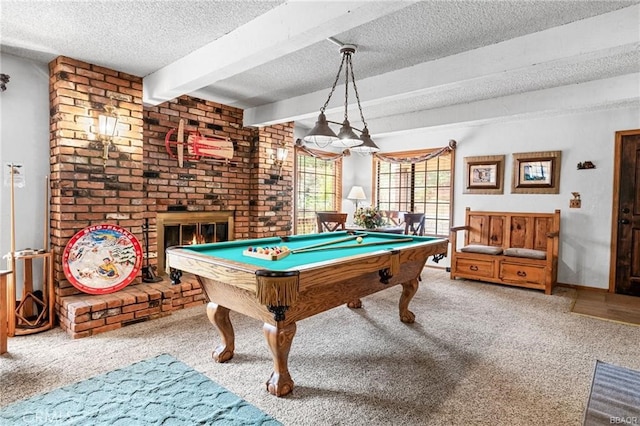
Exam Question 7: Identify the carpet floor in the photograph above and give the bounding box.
[2,270,640,425]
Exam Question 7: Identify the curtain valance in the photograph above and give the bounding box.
[295,139,456,163]
[373,140,456,164]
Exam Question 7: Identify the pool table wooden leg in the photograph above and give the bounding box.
[206,302,235,363]
[399,278,419,323]
[263,322,296,397]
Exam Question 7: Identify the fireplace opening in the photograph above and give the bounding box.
[156,211,234,275]
[164,222,228,247]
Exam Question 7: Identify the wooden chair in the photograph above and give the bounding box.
[404,213,425,236]
[316,212,348,233]
[380,210,404,226]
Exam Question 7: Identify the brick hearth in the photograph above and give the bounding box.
[48,56,293,338]
[57,275,204,339]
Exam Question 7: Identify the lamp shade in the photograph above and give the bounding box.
[98,114,118,138]
[347,186,366,201]
[332,119,363,148]
[276,147,288,162]
[349,127,380,154]
[303,112,339,146]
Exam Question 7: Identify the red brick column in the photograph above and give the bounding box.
[49,56,144,296]
[250,123,294,238]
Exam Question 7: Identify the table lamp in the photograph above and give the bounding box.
[347,186,366,210]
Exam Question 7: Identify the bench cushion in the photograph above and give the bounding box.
[503,247,546,260]
[460,245,503,255]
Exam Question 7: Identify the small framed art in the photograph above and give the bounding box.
[511,151,561,194]
[463,155,505,194]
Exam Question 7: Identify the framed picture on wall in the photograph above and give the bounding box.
[511,150,561,194]
[463,155,505,194]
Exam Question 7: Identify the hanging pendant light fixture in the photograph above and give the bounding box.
[303,41,380,154]
[349,127,380,155]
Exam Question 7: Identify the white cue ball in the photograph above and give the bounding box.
[356,236,363,244]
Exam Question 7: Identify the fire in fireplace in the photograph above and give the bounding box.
[155,211,234,274]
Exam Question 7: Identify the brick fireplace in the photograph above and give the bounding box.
[156,211,235,274]
[49,56,293,338]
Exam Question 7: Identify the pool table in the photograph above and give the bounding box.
[165,231,448,397]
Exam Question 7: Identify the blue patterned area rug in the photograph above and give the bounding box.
[583,360,640,426]
[0,354,282,425]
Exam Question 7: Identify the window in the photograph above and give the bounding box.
[375,149,452,237]
[294,149,342,234]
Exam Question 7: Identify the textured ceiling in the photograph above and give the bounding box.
[1,0,638,136]
[1,1,285,75]
[209,0,638,107]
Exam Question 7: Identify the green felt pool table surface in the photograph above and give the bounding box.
[175,231,443,271]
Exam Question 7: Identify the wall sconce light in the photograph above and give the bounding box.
[272,145,289,179]
[347,185,366,210]
[98,100,119,165]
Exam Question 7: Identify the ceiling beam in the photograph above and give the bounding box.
[143,0,416,105]
[368,74,640,136]
[243,4,639,128]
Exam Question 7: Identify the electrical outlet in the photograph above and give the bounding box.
[570,199,581,208]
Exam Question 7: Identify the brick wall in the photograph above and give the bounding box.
[142,95,293,256]
[49,56,145,299]
[49,56,294,337]
[251,124,294,238]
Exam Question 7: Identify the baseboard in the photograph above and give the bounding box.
[556,282,610,293]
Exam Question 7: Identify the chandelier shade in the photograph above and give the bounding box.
[303,42,378,154]
[303,112,339,146]
[334,119,361,147]
[349,127,380,154]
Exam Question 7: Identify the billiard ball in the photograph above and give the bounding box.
[356,236,363,244]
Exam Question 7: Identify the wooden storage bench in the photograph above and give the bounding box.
[450,208,560,294]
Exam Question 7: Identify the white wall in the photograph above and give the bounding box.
[341,153,372,218]
[0,53,50,289]
[345,106,640,289]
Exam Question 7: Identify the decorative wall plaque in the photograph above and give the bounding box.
[63,224,142,295]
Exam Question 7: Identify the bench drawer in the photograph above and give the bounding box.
[454,258,495,278]
[499,262,545,285]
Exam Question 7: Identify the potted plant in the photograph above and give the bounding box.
[353,206,385,229]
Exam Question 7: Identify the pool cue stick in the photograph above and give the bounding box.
[292,238,414,254]
[7,164,16,336]
[43,176,49,251]
[42,176,49,292]
[290,233,367,254]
